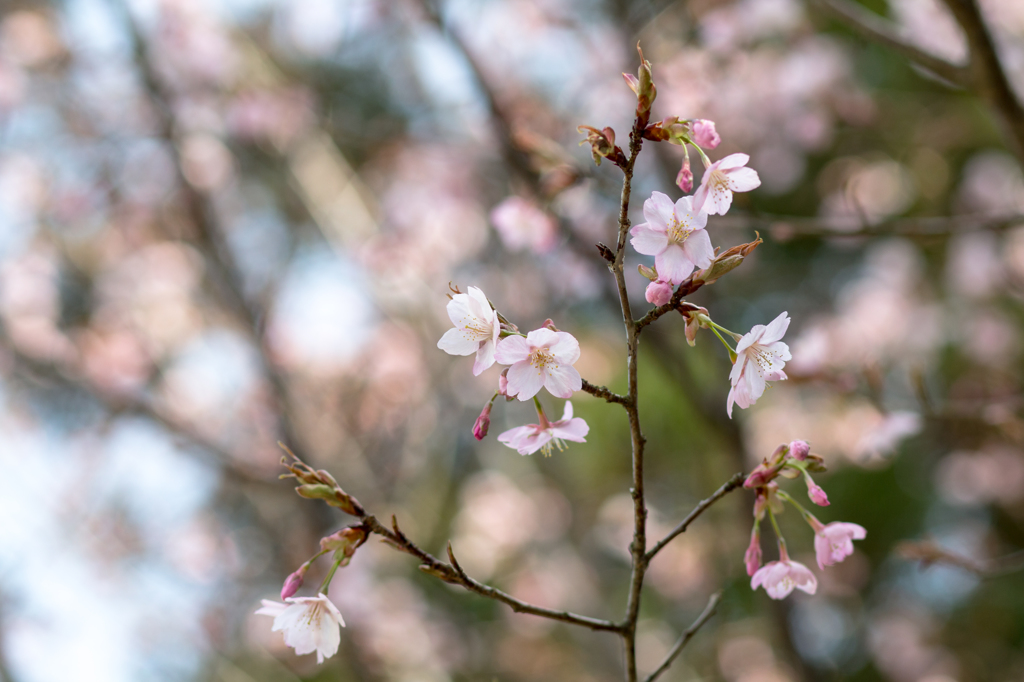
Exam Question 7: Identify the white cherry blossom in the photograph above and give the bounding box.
[727,311,792,418]
[630,192,714,285]
[498,401,589,456]
[437,286,501,376]
[256,593,345,663]
[692,153,761,216]
[494,328,582,400]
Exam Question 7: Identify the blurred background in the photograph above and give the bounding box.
[2,0,1024,680]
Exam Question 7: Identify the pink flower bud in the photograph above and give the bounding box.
[280,564,308,599]
[473,403,492,440]
[498,370,509,396]
[676,154,693,193]
[745,527,762,576]
[788,440,810,461]
[622,72,640,94]
[691,119,720,149]
[805,476,830,506]
[744,464,771,489]
[645,280,673,306]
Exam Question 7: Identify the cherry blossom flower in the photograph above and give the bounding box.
[789,439,810,460]
[690,119,720,149]
[813,521,866,569]
[692,153,761,216]
[437,286,500,376]
[494,328,582,400]
[497,401,589,456]
[630,192,714,285]
[645,280,673,306]
[750,556,817,599]
[255,594,345,663]
[490,196,558,254]
[727,311,792,418]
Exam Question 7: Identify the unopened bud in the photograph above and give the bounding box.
[788,440,810,461]
[632,44,656,125]
[473,402,492,441]
[690,119,720,149]
[745,526,762,577]
[638,264,658,281]
[280,563,309,599]
[805,475,830,507]
[622,72,640,94]
[676,153,693,193]
[418,563,460,585]
[296,483,338,501]
[743,464,771,489]
[645,280,673,306]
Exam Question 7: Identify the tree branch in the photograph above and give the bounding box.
[581,378,630,405]
[610,115,649,682]
[938,0,1024,165]
[646,474,745,563]
[808,0,969,86]
[355,514,622,632]
[642,591,723,682]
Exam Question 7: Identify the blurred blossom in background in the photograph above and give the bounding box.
[2,0,1024,680]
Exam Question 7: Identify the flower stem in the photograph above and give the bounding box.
[318,556,345,595]
[777,489,822,530]
[766,506,788,555]
[709,326,737,362]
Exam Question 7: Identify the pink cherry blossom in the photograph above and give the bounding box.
[437,286,500,376]
[727,311,792,418]
[645,280,673,306]
[692,153,761,216]
[255,594,345,663]
[691,119,720,149]
[750,558,817,599]
[629,192,714,285]
[497,401,589,456]
[490,196,558,254]
[814,522,866,569]
[494,328,582,401]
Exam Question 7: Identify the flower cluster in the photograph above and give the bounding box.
[743,440,867,599]
[437,286,588,455]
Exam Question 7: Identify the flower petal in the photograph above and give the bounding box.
[643,191,676,228]
[630,223,669,256]
[494,335,532,364]
[727,166,761,192]
[552,417,589,442]
[438,327,481,356]
[547,331,581,364]
[760,312,790,345]
[717,153,750,171]
[472,339,496,376]
[507,360,546,400]
[681,227,715,269]
[544,365,582,398]
[655,244,696,285]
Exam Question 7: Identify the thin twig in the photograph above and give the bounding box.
[356,514,622,632]
[717,211,1024,239]
[938,0,1024,165]
[898,540,1024,578]
[646,474,745,563]
[642,591,723,682]
[635,280,704,332]
[808,0,968,86]
[581,379,630,405]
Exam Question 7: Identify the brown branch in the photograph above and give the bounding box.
[611,115,649,682]
[898,540,1024,578]
[808,0,969,86]
[119,5,304,452]
[581,378,630,405]
[717,211,1024,239]
[642,591,723,682]
[938,0,1024,165]
[646,474,745,563]
[355,514,622,632]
